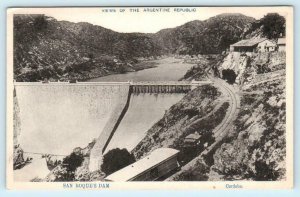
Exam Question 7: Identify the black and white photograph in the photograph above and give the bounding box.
[6,7,293,189]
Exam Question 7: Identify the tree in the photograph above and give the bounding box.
[63,152,84,172]
[101,148,136,175]
[260,13,286,39]
[252,160,280,181]
[54,152,84,181]
[33,15,48,31]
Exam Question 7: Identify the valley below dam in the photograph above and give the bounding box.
[14,57,194,181]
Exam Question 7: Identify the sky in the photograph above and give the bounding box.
[11,7,289,33]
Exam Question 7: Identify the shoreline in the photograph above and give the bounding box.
[83,60,159,82]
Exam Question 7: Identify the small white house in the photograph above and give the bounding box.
[257,39,277,52]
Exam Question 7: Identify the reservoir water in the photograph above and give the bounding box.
[88,57,192,82]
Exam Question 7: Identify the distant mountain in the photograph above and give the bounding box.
[153,13,255,54]
[13,13,255,81]
[14,14,164,81]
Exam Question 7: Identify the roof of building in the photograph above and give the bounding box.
[185,132,201,140]
[230,38,267,47]
[105,148,180,181]
[277,38,286,45]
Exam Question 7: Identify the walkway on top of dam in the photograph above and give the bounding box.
[14,80,212,95]
[13,80,212,86]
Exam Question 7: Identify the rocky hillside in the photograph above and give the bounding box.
[219,51,285,85]
[14,13,255,82]
[43,140,106,182]
[209,76,286,181]
[167,51,286,181]
[14,15,162,82]
[132,84,228,167]
[209,51,286,181]
[153,13,255,55]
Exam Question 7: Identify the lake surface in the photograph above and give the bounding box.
[88,57,193,82]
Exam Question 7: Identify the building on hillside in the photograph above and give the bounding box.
[258,39,277,52]
[230,38,277,53]
[277,38,286,51]
[105,148,180,181]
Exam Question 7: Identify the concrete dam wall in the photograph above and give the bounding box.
[14,82,130,156]
[89,86,132,171]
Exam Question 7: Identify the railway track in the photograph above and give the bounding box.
[166,75,240,180]
[211,78,239,140]
[195,77,240,161]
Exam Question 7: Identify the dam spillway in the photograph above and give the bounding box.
[130,81,212,94]
[131,84,191,93]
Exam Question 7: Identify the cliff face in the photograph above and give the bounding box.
[219,52,250,84]
[219,51,285,85]
[13,145,25,170]
[13,92,21,145]
[13,91,25,169]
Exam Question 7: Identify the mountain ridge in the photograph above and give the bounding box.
[14,13,256,81]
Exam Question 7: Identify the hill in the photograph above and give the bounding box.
[154,13,255,55]
[13,13,255,82]
[13,14,163,82]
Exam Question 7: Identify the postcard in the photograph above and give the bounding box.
[6,6,293,190]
